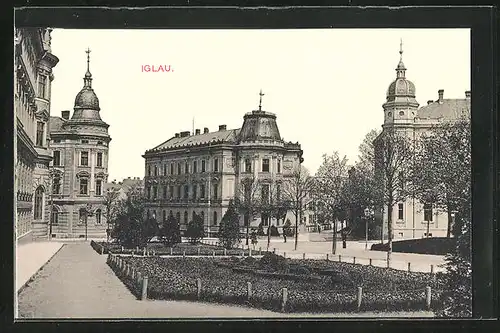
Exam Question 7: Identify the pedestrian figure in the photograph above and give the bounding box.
[283,230,287,243]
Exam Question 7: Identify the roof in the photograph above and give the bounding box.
[417,98,471,121]
[48,116,66,133]
[151,129,241,151]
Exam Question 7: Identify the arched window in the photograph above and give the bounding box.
[184,211,188,224]
[79,208,87,224]
[176,212,180,223]
[213,211,218,226]
[34,186,44,220]
[50,206,59,224]
[95,209,102,224]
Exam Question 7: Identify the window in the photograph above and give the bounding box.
[193,160,198,173]
[176,186,181,199]
[262,158,270,172]
[245,159,252,172]
[53,151,61,166]
[163,210,166,221]
[170,163,174,175]
[96,152,103,167]
[184,185,189,200]
[398,203,404,220]
[176,212,180,223]
[201,160,206,172]
[169,185,174,199]
[277,160,281,173]
[34,186,44,220]
[148,165,151,176]
[81,140,89,144]
[80,178,88,195]
[153,186,158,199]
[38,75,47,98]
[261,184,270,204]
[424,203,433,222]
[154,166,158,176]
[184,211,188,224]
[276,184,281,201]
[36,122,44,146]
[213,184,218,199]
[147,186,151,199]
[52,177,61,194]
[193,184,197,200]
[213,211,218,225]
[185,162,189,174]
[96,180,102,196]
[200,184,205,199]
[163,164,167,176]
[163,186,168,199]
[95,209,102,224]
[80,151,89,166]
[213,158,219,172]
[79,208,88,224]
[50,207,58,225]
[177,163,182,174]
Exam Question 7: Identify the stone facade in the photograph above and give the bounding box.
[374,43,471,240]
[47,50,111,239]
[142,100,304,236]
[15,28,59,242]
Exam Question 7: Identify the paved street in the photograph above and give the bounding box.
[17,242,433,318]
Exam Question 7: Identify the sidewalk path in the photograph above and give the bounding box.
[16,241,64,292]
[17,243,433,319]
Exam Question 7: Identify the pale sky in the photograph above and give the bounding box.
[49,29,470,182]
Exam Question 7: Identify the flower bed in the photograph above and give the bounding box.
[92,240,265,256]
[107,254,447,313]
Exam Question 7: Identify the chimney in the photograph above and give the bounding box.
[61,110,70,120]
[204,127,209,134]
[218,124,227,131]
[195,129,200,135]
[438,89,444,103]
[427,100,433,105]
[465,90,471,99]
[175,133,180,138]
[128,176,131,179]
[180,131,191,137]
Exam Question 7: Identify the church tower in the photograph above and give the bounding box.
[48,48,111,239]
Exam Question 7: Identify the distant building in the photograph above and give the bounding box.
[47,49,111,239]
[374,42,470,239]
[104,177,143,201]
[142,93,304,235]
[15,28,59,242]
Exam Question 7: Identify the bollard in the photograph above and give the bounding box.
[259,247,262,255]
[408,262,411,272]
[143,248,146,256]
[281,288,288,312]
[224,248,227,256]
[353,257,356,264]
[249,248,252,257]
[357,287,363,310]
[141,276,149,300]
[326,253,329,261]
[212,251,215,257]
[183,250,186,258]
[197,278,202,299]
[170,247,173,256]
[369,258,372,266]
[273,248,276,254]
[247,282,252,300]
[425,286,432,309]
[121,246,124,252]
[136,246,139,252]
[338,255,341,262]
[131,251,135,257]
[303,253,306,260]
[430,265,434,274]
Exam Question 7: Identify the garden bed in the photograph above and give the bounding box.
[107,253,448,313]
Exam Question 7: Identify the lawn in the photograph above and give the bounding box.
[108,252,448,313]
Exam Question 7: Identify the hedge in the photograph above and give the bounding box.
[370,237,455,255]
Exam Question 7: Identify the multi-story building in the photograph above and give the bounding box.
[15,28,59,242]
[374,42,470,239]
[142,94,304,235]
[47,49,112,239]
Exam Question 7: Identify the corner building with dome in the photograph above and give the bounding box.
[47,50,111,239]
[142,97,304,236]
[373,43,470,240]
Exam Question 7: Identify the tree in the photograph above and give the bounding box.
[186,212,205,244]
[313,152,350,254]
[282,165,313,250]
[260,181,289,250]
[373,129,414,265]
[410,120,471,238]
[110,184,159,248]
[218,200,241,249]
[233,176,261,246]
[159,212,181,246]
[250,231,258,249]
[103,186,121,242]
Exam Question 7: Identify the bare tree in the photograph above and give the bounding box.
[234,176,262,246]
[312,152,350,254]
[374,129,414,265]
[261,180,290,250]
[104,186,121,242]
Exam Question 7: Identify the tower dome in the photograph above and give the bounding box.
[72,48,103,121]
[384,40,418,106]
[239,90,282,143]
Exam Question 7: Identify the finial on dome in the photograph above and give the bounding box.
[84,47,93,87]
[399,38,403,60]
[258,89,265,111]
[396,39,406,78]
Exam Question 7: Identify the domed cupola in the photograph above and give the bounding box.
[72,48,103,121]
[384,40,419,107]
[239,90,282,143]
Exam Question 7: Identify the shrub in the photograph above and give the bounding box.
[185,213,205,244]
[218,200,241,249]
[259,253,289,272]
[159,213,181,246]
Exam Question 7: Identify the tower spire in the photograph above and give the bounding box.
[258,89,265,111]
[396,38,406,78]
[84,47,93,87]
[399,38,403,61]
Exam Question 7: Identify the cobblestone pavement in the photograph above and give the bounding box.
[17,242,433,319]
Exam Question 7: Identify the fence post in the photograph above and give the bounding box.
[107,253,111,262]
[143,248,146,256]
[152,250,155,256]
[281,288,288,312]
[259,247,262,255]
[247,282,252,301]
[273,248,276,254]
[303,253,306,260]
[357,286,363,310]
[101,246,104,255]
[338,255,341,262]
[353,257,356,264]
[425,286,432,309]
[197,247,201,256]
[197,278,202,299]
[283,252,286,259]
[170,247,173,256]
[369,258,372,266]
[326,253,329,261]
[141,276,149,300]
[224,248,227,256]
[183,250,186,258]
[131,250,135,257]
[386,258,390,268]
[408,262,411,272]
[430,265,434,274]
[136,246,139,252]
[249,248,252,257]
[131,268,136,280]
[121,246,124,252]
[241,251,244,258]
[212,251,215,257]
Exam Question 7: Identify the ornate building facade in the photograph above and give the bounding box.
[47,49,112,239]
[15,28,59,242]
[374,42,471,239]
[142,94,304,235]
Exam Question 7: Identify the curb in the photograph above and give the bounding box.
[17,243,66,294]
